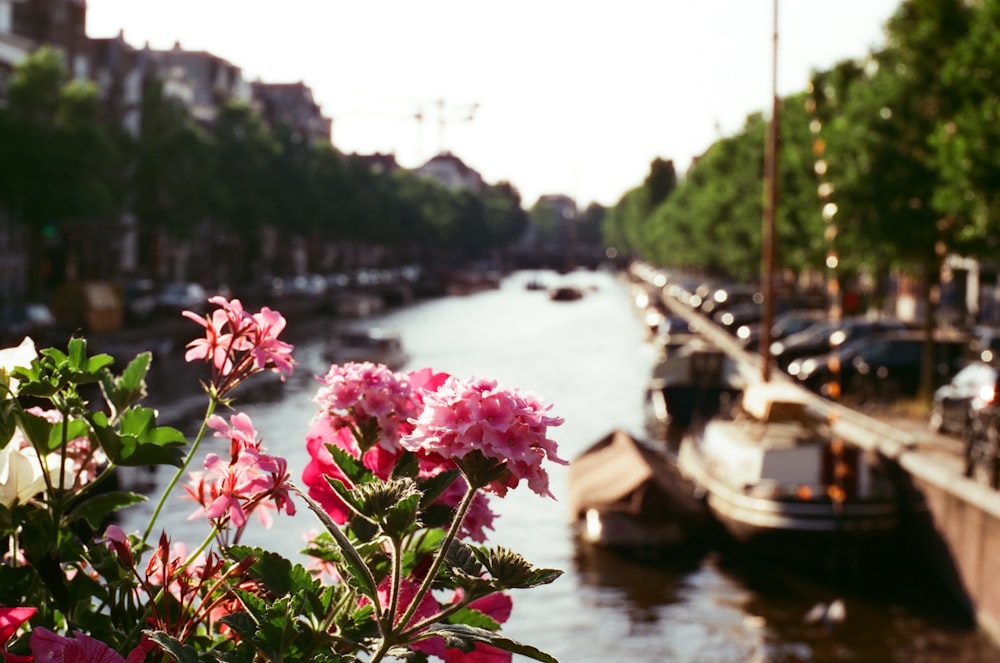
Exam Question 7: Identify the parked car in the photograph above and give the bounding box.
[929,361,1000,436]
[121,279,158,324]
[788,330,968,403]
[770,316,909,371]
[699,283,762,315]
[155,282,208,317]
[0,301,57,345]
[738,308,827,351]
[839,331,970,403]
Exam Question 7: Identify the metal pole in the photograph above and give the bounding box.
[760,0,780,382]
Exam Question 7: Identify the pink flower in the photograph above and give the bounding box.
[185,413,295,529]
[1,606,35,662]
[250,307,294,376]
[96,525,133,567]
[183,298,295,397]
[403,376,566,498]
[29,628,153,663]
[415,591,514,663]
[443,592,514,663]
[313,362,420,451]
[301,418,398,524]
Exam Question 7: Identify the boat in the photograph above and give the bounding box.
[548,285,584,301]
[644,339,744,440]
[567,429,710,551]
[676,382,904,577]
[323,327,409,370]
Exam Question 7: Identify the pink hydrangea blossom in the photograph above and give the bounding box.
[403,375,566,498]
[313,362,421,451]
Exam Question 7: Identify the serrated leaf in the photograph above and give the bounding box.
[447,606,501,630]
[417,468,460,509]
[326,443,375,485]
[472,547,563,590]
[420,623,558,663]
[145,630,204,663]
[100,352,151,419]
[391,450,419,479]
[293,485,379,602]
[88,408,186,467]
[323,475,367,519]
[228,545,323,601]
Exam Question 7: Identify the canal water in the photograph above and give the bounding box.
[124,268,1000,662]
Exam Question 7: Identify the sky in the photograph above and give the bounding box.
[84,0,901,208]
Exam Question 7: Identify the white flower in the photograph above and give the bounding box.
[0,337,37,398]
[0,439,53,507]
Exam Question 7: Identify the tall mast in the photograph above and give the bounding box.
[760,0,780,383]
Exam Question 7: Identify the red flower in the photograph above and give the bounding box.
[1,606,35,663]
[28,628,153,663]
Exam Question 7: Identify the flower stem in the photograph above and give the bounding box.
[395,483,477,636]
[142,396,217,543]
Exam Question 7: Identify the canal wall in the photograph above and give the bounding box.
[633,267,1000,645]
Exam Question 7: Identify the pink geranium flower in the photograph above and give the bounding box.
[185,413,295,530]
[1,606,35,663]
[29,628,153,663]
[183,297,295,397]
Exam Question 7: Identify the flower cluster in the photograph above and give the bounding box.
[183,295,295,397]
[405,375,567,497]
[0,296,564,663]
[184,412,295,533]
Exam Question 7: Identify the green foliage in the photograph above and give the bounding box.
[0,326,563,662]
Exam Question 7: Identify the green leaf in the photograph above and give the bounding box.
[448,606,501,630]
[420,623,558,663]
[417,468,460,509]
[145,630,204,663]
[46,417,90,452]
[472,547,563,590]
[15,408,52,450]
[88,408,186,467]
[66,490,146,530]
[326,443,375,485]
[99,351,151,419]
[391,450,419,479]
[293,485,379,603]
[0,400,16,449]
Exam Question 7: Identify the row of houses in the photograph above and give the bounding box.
[0,0,495,307]
[0,0,332,143]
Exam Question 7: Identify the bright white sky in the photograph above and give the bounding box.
[85,0,900,208]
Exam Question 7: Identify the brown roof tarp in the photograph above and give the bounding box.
[567,429,705,523]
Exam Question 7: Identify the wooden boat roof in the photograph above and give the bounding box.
[566,429,703,519]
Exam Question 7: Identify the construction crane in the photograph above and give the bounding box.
[415,99,479,157]
[332,96,478,162]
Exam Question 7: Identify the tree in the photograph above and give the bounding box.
[931,0,1000,258]
[0,46,120,294]
[830,0,972,400]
